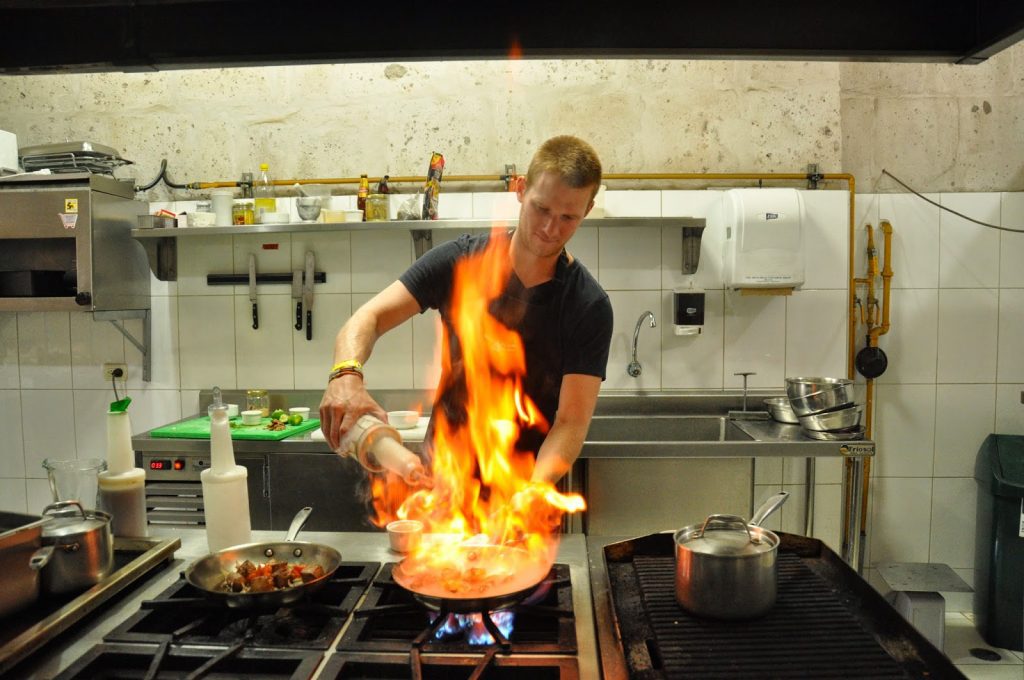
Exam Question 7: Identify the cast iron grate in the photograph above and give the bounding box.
[318,651,579,679]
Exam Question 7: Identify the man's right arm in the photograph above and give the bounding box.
[318,280,422,449]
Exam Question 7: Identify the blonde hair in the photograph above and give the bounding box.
[525,136,602,199]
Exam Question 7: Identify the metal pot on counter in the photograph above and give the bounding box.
[674,492,788,620]
[0,510,49,618]
[29,501,114,596]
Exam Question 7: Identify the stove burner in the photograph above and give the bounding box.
[319,651,579,679]
[429,610,515,645]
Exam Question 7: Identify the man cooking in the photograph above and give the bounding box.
[319,135,613,485]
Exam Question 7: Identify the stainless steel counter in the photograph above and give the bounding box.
[14,527,599,679]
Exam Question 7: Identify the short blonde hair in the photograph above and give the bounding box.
[525,136,602,199]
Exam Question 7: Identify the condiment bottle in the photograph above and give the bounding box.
[201,402,252,552]
[376,175,391,194]
[336,415,430,487]
[254,163,277,220]
[357,174,369,220]
[98,398,148,537]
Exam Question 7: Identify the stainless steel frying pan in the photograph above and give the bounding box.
[184,507,342,610]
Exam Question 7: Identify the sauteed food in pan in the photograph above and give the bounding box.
[220,558,326,593]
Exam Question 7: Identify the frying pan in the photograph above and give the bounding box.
[184,507,342,610]
[392,542,555,613]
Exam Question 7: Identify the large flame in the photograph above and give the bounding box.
[373,227,585,599]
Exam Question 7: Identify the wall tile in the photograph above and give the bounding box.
[18,312,71,389]
[939,193,1000,288]
[290,232,351,294]
[437,193,473,219]
[754,459,783,486]
[0,390,24,478]
[235,295,294,390]
[723,292,786,389]
[178,296,236,390]
[568,227,598,273]
[661,290,724,390]
[412,309,442,391]
[350,231,413,294]
[997,289,1024,382]
[176,235,233,296]
[936,288,998,383]
[785,290,847,379]
[472,192,520,220]
[0,313,19,388]
[73,390,109,460]
[816,457,843,485]
[779,483,808,536]
[998,192,1024,287]
[352,293,414,389]
[180,390,200,417]
[125,295,180,391]
[603,290,662,391]
[877,193,942,289]
[994,384,1024,435]
[870,477,932,564]
[929,477,977,570]
[874,384,936,478]
[25,478,51,515]
[127,390,183,435]
[603,190,660,217]
[69,312,126,390]
[598,226,661,290]
[877,289,938,384]
[812,484,842,552]
[293,293,351,388]
[232,234,293,297]
[934,384,996,477]
[661,190,725,291]
[0,479,27,513]
[853,193,879,285]
[22,389,76,479]
[801,191,850,290]
[752,485,784,532]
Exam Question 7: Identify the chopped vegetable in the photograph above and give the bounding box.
[219,559,325,593]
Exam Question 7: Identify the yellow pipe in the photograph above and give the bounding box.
[870,220,894,342]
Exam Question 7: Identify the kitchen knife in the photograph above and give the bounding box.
[303,251,315,341]
[292,269,303,330]
[248,253,258,330]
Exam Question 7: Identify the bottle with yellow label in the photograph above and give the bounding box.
[254,163,277,219]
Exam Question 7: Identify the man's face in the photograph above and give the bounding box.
[515,171,595,259]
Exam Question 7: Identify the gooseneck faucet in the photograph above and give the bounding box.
[627,311,657,377]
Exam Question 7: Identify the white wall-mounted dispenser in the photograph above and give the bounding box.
[714,188,805,292]
[673,287,705,335]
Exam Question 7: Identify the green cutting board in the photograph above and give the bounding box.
[149,415,321,441]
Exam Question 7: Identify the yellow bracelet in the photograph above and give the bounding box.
[331,359,363,373]
[328,367,363,383]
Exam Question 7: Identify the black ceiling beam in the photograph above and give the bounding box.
[1,1,1023,74]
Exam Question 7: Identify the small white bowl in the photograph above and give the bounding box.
[189,211,217,227]
[225,403,239,418]
[289,407,310,422]
[258,211,290,224]
[344,210,364,223]
[240,409,262,425]
[387,519,423,553]
[387,410,420,429]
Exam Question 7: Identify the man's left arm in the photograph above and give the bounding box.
[532,373,602,484]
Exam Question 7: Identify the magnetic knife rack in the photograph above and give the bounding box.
[205,272,326,285]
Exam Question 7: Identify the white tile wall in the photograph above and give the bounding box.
[801,191,850,290]
[929,477,978,570]
[604,290,662,390]
[877,289,939,384]
[998,192,1024,287]
[0,390,25,478]
[878,193,941,289]
[18,312,72,389]
[994,384,1024,434]
[874,384,936,478]
[785,290,847,379]
[661,290,725,389]
[294,293,352,388]
[0,478,27,513]
[176,235,233,296]
[598,226,661,290]
[997,289,1024,382]
[22,389,76,479]
[939,193,1001,288]
[936,288,998,383]
[661,191,725,291]
[70,312,126,390]
[178,296,236,389]
[603,190,660,217]
[723,292,786,389]
[0,313,19,388]
[351,231,413,293]
[933,384,996,477]
[234,295,294,389]
[353,293,414,389]
[870,477,933,564]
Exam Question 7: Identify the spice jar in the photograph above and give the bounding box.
[365,194,389,222]
[232,203,246,225]
[242,202,255,225]
[245,389,269,416]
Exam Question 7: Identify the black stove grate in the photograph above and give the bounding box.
[336,563,576,655]
[318,651,579,679]
[604,532,967,680]
[105,562,377,651]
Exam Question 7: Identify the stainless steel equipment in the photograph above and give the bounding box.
[18,142,133,176]
[0,172,149,313]
[0,511,48,619]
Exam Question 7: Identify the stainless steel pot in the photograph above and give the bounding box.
[29,501,113,596]
[0,511,48,618]
[673,492,788,620]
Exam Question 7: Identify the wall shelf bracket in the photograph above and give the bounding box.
[95,309,151,382]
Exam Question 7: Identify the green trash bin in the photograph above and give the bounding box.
[974,434,1024,651]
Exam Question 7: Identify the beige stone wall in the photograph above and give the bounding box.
[0,45,1021,198]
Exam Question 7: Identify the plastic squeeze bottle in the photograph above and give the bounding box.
[98,397,149,537]
[202,402,252,552]
[336,415,431,487]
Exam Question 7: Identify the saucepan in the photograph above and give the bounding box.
[184,507,342,610]
[674,491,789,620]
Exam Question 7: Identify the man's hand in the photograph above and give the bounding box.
[318,374,387,450]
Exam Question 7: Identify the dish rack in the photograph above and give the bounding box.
[19,142,133,176]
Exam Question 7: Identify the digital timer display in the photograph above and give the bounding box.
[149,459,170,470]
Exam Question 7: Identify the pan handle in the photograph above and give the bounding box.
[749,491,789,527]
[285,507,313,542]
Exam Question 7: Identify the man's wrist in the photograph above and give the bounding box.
[329,359,364,383]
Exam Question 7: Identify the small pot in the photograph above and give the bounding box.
[29,501,113,596]
[673,492,788,620]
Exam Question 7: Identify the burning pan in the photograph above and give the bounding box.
[185,507,342,611]
[674,492,788,620]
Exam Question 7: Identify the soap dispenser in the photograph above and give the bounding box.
[202,393,252,552]
[98,397,148,537]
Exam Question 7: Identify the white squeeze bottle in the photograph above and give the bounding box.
[98,398,149,537]
[202,400,252,552]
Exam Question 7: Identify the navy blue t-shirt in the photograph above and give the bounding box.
[399,231,613,452]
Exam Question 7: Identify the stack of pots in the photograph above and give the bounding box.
[785,377,865,440]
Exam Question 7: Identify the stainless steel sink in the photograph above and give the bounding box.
[585,415,753,443]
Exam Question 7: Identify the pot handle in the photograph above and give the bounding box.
[42,500,88,520]
[749,491,789,527]
[284,507,313,542]
[697,514,755,542]
[29,545,54,571]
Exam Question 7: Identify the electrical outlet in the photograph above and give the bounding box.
[102,363,127,381]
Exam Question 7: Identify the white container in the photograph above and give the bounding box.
[714,188,805,290]
[288,407,310,421]
[0,130,18,172]
[99,410,148,537]
[210,189,235,227]
[240,409,261,425]
[201,405,252,552]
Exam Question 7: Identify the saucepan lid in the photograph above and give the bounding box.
[40,501,110,539]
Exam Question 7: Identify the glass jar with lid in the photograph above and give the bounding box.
[246,389,269,416]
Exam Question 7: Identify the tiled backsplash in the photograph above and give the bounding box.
[2,188,1023,609]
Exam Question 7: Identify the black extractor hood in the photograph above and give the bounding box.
[1,0,1023,74]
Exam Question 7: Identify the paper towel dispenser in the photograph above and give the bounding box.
[715,188,805,291]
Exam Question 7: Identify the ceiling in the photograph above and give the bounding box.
[1,0,1023,74]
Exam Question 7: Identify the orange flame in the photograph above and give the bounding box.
[373,227,585,599]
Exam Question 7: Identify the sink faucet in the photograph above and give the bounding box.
[627,311,657,378]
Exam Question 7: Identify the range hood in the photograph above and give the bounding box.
[0,0,1022,74]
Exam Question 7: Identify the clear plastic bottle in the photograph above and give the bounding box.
[201,404,252,552]
[337,415,431,487]
[254,163,277,219]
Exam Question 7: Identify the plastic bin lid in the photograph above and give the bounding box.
[977,434,1024,497]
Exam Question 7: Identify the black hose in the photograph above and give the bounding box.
[162,169,190,190]
[134,159,167,192]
